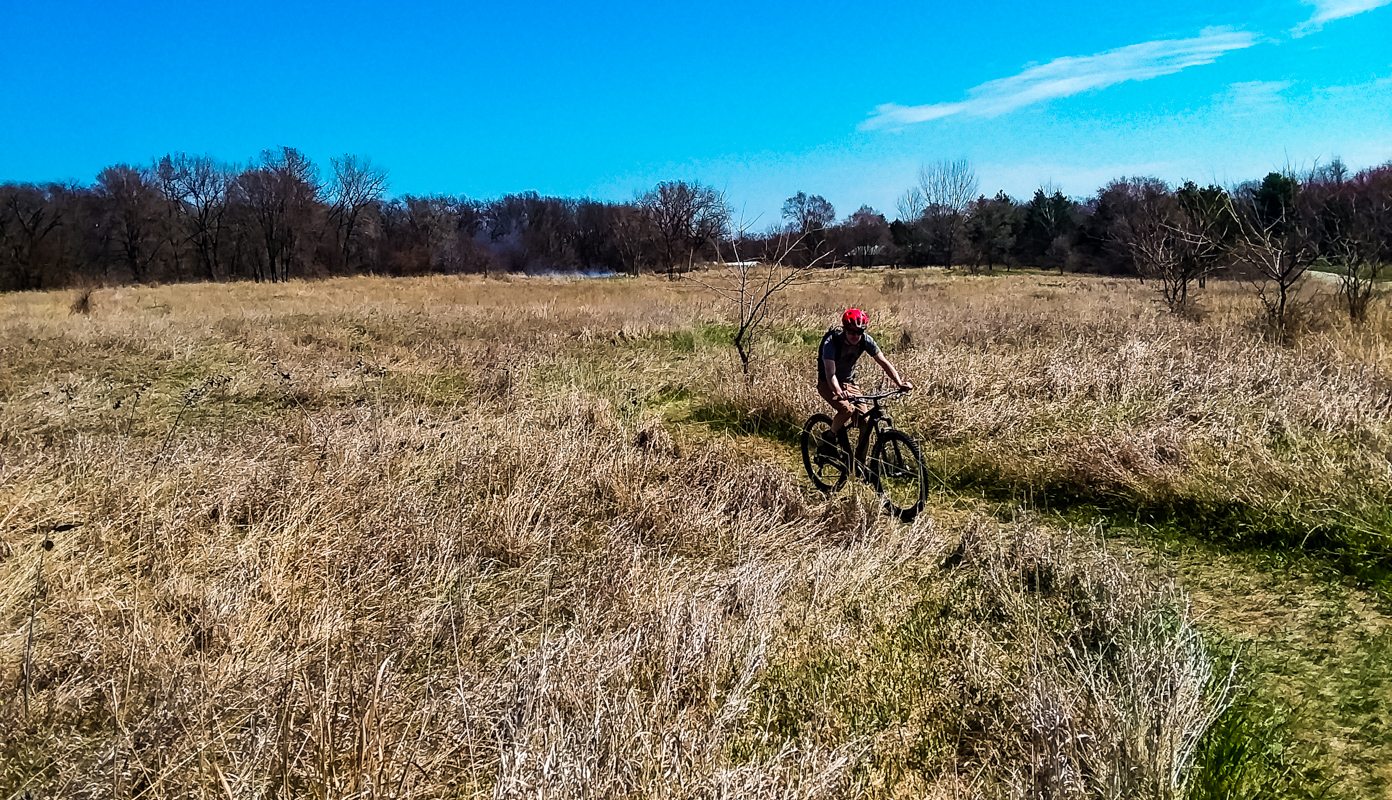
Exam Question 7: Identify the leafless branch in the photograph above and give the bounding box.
[693,226,837,374]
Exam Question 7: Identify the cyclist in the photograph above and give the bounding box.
[817,308,913,456]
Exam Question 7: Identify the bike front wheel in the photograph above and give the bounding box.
[869,429,927,522]
[801,414,850,493]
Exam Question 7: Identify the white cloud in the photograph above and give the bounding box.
[1292,0,1392,36]
[861,28,1260,130]
[1216,80,1292,114]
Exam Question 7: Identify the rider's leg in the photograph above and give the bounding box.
[831,408,853,433]
[817,382,862,458]
[817,381,860,433]
[853,414,871,455]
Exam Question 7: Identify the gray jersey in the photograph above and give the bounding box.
[817,327,880,384]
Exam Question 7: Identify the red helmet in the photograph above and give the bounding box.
[842,308,868,332]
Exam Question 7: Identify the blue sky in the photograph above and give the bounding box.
[1,0,1388,224]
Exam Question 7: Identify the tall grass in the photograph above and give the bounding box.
[862,274,1392,581]
[2,269,1386,796]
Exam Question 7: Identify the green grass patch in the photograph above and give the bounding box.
[1185,626,1392,800]
[686,402,804,446]
[377,371,474,407]
[1190,689,1307,800]
[916,445,1392,596]
[644,384,691,409]
[698,322,738,347]
[1057,499,1392,596]
[530,357,625,399]
[723,324,825,351]
[770,326,824,347]
[665,329,697,353]
[726,594,953,790]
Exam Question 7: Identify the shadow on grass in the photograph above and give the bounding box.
[687,402,805,447]
[630,324,823,355]
[941,465,1392,597]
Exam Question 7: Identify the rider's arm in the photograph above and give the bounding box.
[872,352,913,390]
[823,358,844,397]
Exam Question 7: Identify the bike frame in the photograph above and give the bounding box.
[841,388,909,480]
[804,387,923,520]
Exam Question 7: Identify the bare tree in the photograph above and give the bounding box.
[640,180,729,279]
[1307,164,1390,322]
[1234,223,1315,339]
[1115,188,1182,304]
[1228,189,1318,340]
[1109,179,1228,311]
[1328,237,1383,322]
[1131,204,1220,311]
[696,228,832,374]
[781,192,835,235]
[1314,156,1350,187]
[845,205,890,268]
[916,158,978,268]
[233,147,321,282]
[0,183,64,291]
[328,154,389,271]
[781,192,836,266]
[184,157,234,281]
[96,165,163,283]
[611,204,656,277]
[918,158,979,216]
[1321,194,1388,322]
[896,186,925,224]
[151,156,191,279]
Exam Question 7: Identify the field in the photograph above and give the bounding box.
[2,269,1390,798]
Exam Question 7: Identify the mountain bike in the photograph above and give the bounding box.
[800,388,927,522]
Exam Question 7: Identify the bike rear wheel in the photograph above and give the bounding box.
[869,429,927,521]
[801,414,850,493]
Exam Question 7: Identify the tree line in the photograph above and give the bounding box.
[3,148,1389,312]
[0,147,741,291]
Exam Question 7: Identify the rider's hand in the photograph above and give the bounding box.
[898,381,914,391]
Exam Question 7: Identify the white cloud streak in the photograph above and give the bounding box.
[861,28,1259,131]
[1216,80,1292,115]
[1292,0,1392,36]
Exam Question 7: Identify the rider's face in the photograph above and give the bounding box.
[844,329,864,343]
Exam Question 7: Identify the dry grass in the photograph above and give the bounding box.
[2,269,1388,797]
[864,274,1392,570]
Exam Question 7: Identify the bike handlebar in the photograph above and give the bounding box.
[847,387,911,403]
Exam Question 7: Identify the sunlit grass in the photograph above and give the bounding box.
[2,268,1390,797]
